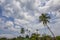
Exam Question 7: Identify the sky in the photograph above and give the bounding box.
[0,0,60,38]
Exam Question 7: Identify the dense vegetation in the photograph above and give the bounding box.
[0,34,60,40]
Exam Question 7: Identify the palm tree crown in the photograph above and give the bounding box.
[39,13,50,25]
[21,28,25,34]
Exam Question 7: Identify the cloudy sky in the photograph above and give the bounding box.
[0,0,60,38]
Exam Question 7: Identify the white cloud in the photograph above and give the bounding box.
[14,18,29,25]
[0,0,5,5]
[5,21,14,27]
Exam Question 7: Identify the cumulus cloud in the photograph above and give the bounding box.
[5,21,14,27]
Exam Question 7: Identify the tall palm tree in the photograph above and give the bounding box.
[39,13,55,40]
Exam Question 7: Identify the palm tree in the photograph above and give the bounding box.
[26,29,30,36]
[21,28,25,33]
[36,29,39,34]
[39,13,55,40]
[21,28,25,37]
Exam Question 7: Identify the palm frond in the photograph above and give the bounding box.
[39,13,51,24]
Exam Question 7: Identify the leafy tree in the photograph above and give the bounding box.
[30,33,40,40]
[26,35,29,38]
[24,35,30,40]
[39,13,55,40]
[0,38,7,40]
[42,35,52,40]
[56,36,60,40]
[16,36,24,40]
[11,38,16,40]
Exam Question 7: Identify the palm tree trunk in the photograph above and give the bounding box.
[46,25,56,40]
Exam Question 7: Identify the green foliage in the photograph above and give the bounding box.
[39,13,50,25]
[11,38,16,40]
[41,35,52,40]
[0,38,7,40]
[26,35,29,38]
[24,38,30,40]
[0,35,60,40]
[56,36,60,40]
[21,28,25,34]
[30,33,40,40]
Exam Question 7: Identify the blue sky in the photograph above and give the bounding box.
[0,0,60,38]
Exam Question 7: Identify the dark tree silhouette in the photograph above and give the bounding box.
[39,13,56,40]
